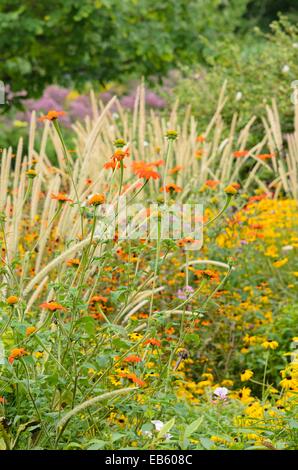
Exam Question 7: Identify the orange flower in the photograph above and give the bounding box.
[124,355,142,363]
[6,295,19,305]
[87,193,106,206]
[205,179,219,189]
[196,135,205,143]
[195,269,220,282]
[51,193,73,203]
[104,160,125,170]
[195,150,203,159]
[160,183,182,193]
[111,148,130,162]
[39,110,66,122]
[257,153,275,160]
[233,150,249,158]
[90,295,108,304]
[137,168,160,180]
[132,161,161,180]
[248,193,270,203]
[26,326,37,336]
[144,338,161,347]
[8,348,27,364]
[119,372,146,387]
[168,165,183,175]
[66,258,80,267]
[39,301,66,311]
[0,396,6,404]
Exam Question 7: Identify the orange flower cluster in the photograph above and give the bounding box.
[8,348,27,364]
[119,372,146,387]
[132,160,163,180]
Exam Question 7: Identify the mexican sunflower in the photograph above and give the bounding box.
[8,348,27,364]
[123,355,142,363]
[205,179,219,189]
[144,338,161,347]
[119,372,146,387]
[111,148,130,162]
[233,150,249,158]
[39,301,66,312]
[51,193,73,203]
[87,193,106,206]
[39,110,66,122]
[132,161,162,180]
[160,183,182,193]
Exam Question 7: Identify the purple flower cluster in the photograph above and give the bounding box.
[177,285,194,300]
[15,84,166,125]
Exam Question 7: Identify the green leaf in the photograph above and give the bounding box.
[184,416,203,438]
[87,439,107,450]
[157,417,175,439]
[199,437,214,450]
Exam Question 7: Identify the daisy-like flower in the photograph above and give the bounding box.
[273,258,288,268]
[144,338,161,347]
[160,183,182,193]
[39,110,66,122]
[111,148,130,162]
[51,193,73,203]
[224,184,238,195]
[87,193,106,206]
[6,295,19,305]
[168,165,183,175]
[104,160,125,170]
[205,179,220,188]
[26,326,37,336]
[123,354,142,363]
[39,301,66,312]
[261,339,279,350]
[66,258,80,267]
[132,161,162,180]
[241,369,254,382]
[8,348,27,364]
[119,372,145,387]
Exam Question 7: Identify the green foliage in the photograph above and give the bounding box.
[0,0,248,96]
[172,17,298,133]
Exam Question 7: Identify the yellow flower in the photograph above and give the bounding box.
[280,376,298,390]
[261,340,279,350]
[241,369,254,382]
[224,185,238,195]
[221,379,234,387]
[6,295,19,305]
[273,258,288,268]
[26,326,37,336]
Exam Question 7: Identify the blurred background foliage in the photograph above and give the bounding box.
[1,0,298,147]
